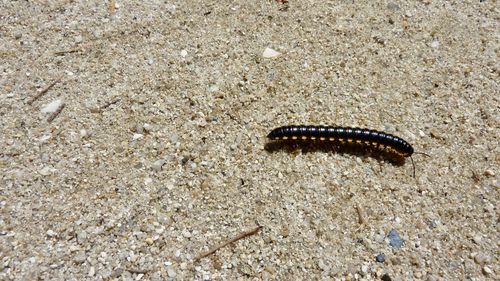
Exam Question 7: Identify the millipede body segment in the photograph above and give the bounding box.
[267,125,414,157]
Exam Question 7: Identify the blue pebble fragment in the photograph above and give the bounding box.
[387,229,404,248]
[376,253,386,263]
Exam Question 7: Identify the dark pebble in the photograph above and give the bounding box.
[387,229,404,248]
[376,253,386,263]
[381,273,392,281]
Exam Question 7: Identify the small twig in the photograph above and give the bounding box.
[27,79,60,105]
[101,98,121,109]
[54,49,81,56]
[47,103,66,123]
[195,225,262,261]
[127,268,149,274]
[355,204,366,225]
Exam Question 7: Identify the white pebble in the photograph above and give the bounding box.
[88,266,95,276]
[39,166,52,176]
[132,133,143,141]
[136,273,144,280]
[483,265,492,275]
[208,84,219,92]
[262,47,281,58]
[143,123,153,132]
[144,178,153,185]
[431,39,440,49]
[46,229,57,237]
[152,160,166,172]
[167,266,177,278]
[180,49,188,57]
[41,99,62,113]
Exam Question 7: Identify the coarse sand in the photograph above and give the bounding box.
[1,1,498,280]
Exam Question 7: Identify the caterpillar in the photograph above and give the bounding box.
[267,125,428,177]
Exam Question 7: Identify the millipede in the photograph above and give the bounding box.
[267,125,429,177]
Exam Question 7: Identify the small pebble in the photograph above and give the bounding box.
[143,123,153,132]
[381,273,392,281]
[46,229,57,237]
[376,253,386,263]
[14,30,22,39]
[39,166,52,176]
[152,160,165,172]
[88,266,95,277]
[132,133,143,141]
[482,265,492,276]
[73,252,86,264]
[180,49,188,57]
[167,266,176,278]
[387,229,404,248]
[431,39,439,49]
[474,253,490,264]
[484,169,494,177]
[80,129,90,138]
[262,47,281,58]
[208,84,219,92]
[41,99,62,113]
[473,235,482,244]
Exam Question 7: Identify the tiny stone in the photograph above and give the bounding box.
[89,266,95,277]
[262,47,281,58]
[73,252,87,264]
[167,266,176,278]
[484,169,494,177]
[387,229,404,248]
[208,84,219,92]
[132,133,143,141]
[39,166,52,176]
[80,129,90,138]
[143,123,153,132]
[75,35,83,43]
[376,253,386,263]
[41,99,62,113]
[152,160,165,172]
[14,30,22,39]
[482,265,492,275]
[144,178,153,185]
[381,273,392,281]
[145,237,154,245]
[474,253,490,264]
[473,235,482,244]
[180,49,188,57]
[46,229,57,237]
[431,39,439,49]
[77,231,88,242]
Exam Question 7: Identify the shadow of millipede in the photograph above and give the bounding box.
[264,140,406,168]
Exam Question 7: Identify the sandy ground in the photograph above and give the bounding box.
[1,1,498,280]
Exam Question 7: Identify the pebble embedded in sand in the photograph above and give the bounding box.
[262,47,281,58]
[41,99,62,113]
